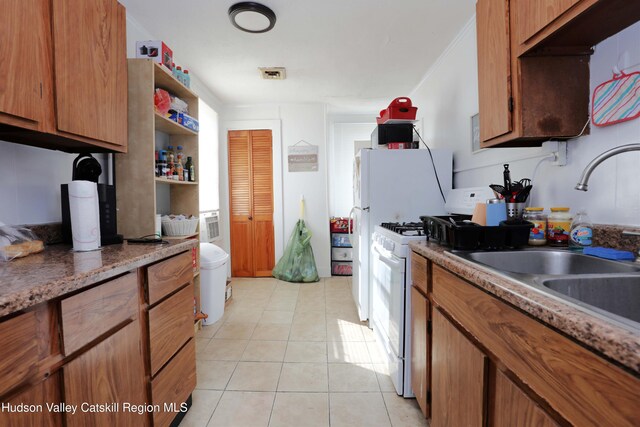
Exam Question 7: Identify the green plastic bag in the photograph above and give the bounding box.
[272,219,319,282]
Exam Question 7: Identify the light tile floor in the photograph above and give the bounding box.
[181,276,428,427]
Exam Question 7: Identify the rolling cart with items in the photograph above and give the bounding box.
[330,217,353,276]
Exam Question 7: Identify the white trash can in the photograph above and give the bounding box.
[200,243,229,325]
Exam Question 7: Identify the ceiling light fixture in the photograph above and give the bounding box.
[228,2,276,34]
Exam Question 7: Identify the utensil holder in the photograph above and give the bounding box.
[506,202,526,221]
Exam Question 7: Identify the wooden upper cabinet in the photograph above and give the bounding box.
[476,0,590,147]
[514,0,581,45]
[0,0,50,130]
[476,0,512,142]
[52,0,127,149]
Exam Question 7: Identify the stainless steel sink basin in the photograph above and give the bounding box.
[458,250,640,275]
[542,276,640,324]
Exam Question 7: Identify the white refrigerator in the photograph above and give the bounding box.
[349,148,452,321]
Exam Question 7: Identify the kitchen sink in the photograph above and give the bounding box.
[448,248,640,328]
[542,276,640,324]
[457,250,640,275]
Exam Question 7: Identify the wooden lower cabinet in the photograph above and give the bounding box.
[0,251,197,427]
[148,284,195,376]
[0,373,62,427]
[63,321,147,427]
[429,262,640,427]
[151,339,197,427]
[410,286,429,418]
[490,367,559,427]
[431,307,487,427]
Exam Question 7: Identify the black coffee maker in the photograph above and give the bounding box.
[61,154,123,246]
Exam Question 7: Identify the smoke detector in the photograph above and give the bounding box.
[259,67,286,80]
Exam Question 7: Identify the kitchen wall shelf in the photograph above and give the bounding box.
[154,112,198,136]
[116,58,201,314]
[155,178,198,185]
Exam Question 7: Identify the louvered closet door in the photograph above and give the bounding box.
[251,130,275,276]
[228,130,275,277]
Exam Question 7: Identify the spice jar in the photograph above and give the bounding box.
[547,207,572,247]
[523,207,547,246]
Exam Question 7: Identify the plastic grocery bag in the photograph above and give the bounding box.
[272,219,319,283]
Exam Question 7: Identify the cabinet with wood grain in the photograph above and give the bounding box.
[475,0,640,147]
[144,251,196,427]
[410,252,430,418]
[428,261,640,426]
[0,0,127,152]
[0,249,197,427]
[476,0,590,148]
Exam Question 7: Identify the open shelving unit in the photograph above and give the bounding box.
[116,59,201,315]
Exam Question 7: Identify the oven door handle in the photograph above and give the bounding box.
[373,245,403,269]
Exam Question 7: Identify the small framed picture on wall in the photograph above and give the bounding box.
[471,113,484,153]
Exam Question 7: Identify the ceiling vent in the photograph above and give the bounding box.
[259,67,286,80]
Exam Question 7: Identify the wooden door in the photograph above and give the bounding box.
[431,307,487,427]
[64,322,147,427]
[0,0,49,129]
[228,130,275,277]
[476,0,512,143]
[51,0,127,148]
[411,286,429,418]
[490,367,559,427]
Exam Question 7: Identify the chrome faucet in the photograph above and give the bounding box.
[575,143,640,191]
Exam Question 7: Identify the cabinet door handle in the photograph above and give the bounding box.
[248,216,253,220]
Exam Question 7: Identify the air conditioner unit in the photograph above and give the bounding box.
[200,210,221,243]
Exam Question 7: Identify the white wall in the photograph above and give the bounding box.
[328,116,376,217]
[220,104,331,277]
[198,100,220,211]
[0,142,79,225]
[410,18,640,226]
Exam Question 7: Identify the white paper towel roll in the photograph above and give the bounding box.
[68,181,101,251]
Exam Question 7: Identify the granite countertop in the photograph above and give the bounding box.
[409,240,640,375]
[0,240,197,318]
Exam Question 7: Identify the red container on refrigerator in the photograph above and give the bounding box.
[387,142,414,150]
[376,97,418,124]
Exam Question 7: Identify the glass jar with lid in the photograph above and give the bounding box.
[547,207,572,247]
[523,207,547,246]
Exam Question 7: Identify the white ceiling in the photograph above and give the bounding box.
[121,0,476,113]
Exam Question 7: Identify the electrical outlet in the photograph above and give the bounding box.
[541,140,567,166]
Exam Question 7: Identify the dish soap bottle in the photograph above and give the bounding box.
[569,210,593,251]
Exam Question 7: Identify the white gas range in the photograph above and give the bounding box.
[370,222,426,397]
[370,188,494,398]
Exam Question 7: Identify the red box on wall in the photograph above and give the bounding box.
[376,97,418,124]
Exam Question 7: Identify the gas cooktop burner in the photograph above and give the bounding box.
[380,222,424,236]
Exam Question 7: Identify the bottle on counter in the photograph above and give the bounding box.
[185,156,195,182]
[523,207,547,246]
[569,210,593,251]
[547,207,572,247]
